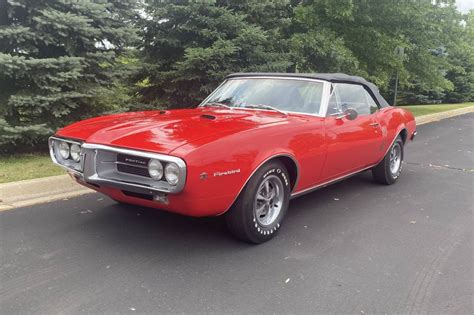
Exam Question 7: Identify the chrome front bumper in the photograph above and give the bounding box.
[49,137,187,195]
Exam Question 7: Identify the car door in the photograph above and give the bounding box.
[321,83,384,181]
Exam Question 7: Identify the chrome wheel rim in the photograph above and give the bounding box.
[254,175,284,226]
[389,143,402,175]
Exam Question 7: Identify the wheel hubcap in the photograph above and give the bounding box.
[254,175,284,226]
[389,143,402,175]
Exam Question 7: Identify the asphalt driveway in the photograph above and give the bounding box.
[1,114,473,314]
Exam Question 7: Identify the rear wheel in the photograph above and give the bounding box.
[372,135,404,185]
[225,161,290,244]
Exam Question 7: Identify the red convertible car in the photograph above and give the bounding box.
[49,73,416,243]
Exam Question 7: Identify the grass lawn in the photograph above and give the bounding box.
[0,154,63,184]
[400,102,473,117]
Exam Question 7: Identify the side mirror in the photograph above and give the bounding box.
[333,108,358,120]
[344,108,358,120]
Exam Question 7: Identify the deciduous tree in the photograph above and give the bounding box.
[290,0,468,102]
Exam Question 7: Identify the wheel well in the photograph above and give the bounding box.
[399,129,408,144]
[272,156,298,192]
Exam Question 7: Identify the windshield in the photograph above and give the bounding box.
[202,78,324,115]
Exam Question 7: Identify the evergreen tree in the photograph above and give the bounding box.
[136,0,293,109]
[0,0,138,151]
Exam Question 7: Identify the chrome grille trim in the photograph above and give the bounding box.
[80,143,186,194]
[115,161,149,169]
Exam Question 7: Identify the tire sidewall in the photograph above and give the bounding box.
[240,162,290,243]
[386,137,404,182]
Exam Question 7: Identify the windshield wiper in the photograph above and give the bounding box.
[202,102,232,109]
[244,104,288,116]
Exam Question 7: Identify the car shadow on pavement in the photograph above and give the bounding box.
[73,171,379,253]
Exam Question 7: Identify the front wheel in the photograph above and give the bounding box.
[372,135,404,185]
[225,161,290,244]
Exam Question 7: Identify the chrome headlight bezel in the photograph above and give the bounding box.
[49,137,83,173]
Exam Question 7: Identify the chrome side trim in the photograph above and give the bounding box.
[290,129,408,199]
[290,164,377,199]
[223,153,300,213]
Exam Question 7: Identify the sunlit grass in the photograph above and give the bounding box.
[400,102,473,117]
[0,154,63,183]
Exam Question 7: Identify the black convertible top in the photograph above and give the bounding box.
[226,72,390,107]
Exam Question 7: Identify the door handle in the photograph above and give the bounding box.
[369,122,380,127]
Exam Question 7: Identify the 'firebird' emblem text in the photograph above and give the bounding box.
[213,169,241,177]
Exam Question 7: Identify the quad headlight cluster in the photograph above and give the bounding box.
[49,138,83,172]
[148,159,180,186]
[58,141,82,162]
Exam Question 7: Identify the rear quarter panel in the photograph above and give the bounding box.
[376,106,416,156]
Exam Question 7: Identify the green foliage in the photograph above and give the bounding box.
[137,0,472,108]
[0,0,472,154]
[444,10,474,103]
[136,0,293,108]
[290,0,471,102]
[0,0,138,151]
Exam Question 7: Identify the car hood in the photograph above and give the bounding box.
[57,108,290,154]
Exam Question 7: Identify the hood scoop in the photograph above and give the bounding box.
[200,114,216,120]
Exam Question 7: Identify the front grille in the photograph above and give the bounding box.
[117,153,149,166]
[81,143,186,194]
[116,153,151,178]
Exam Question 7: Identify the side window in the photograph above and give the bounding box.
[364,90,379,114]
[326,84,378,117]
[327,86,340,116]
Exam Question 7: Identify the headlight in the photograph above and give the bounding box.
[148,159,163,180]
[58,142,70,159]
[70,144,81,162]
[165,162,180,186]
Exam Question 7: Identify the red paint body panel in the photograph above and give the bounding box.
[57,106,416,217]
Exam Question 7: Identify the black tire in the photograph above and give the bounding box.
[372,135,404,185]
[225,160,290,244]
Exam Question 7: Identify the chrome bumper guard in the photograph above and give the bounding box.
[49,137,186,194]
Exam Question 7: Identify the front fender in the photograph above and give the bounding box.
[170,120,324,216]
